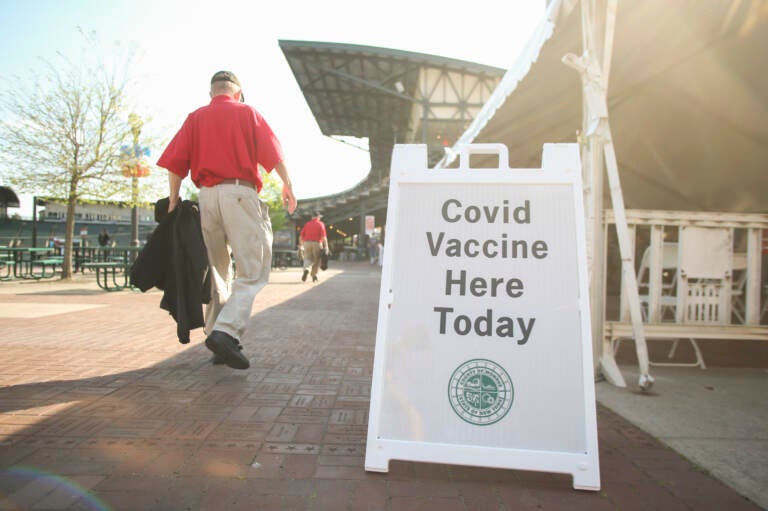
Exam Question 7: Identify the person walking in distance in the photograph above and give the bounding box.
[97,228,111,247]
[299,211,328,283]
[157,70,297,370]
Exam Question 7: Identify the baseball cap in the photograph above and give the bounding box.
[211,71,244,102]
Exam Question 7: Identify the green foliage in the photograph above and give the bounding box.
[260,171,289,232]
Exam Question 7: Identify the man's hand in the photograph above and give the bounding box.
[274,162,297,214]
[282,186,297,214]
[168,172,183,213]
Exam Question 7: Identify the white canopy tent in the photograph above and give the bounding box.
[441,0,768,388]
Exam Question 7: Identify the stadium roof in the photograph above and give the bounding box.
[279,40,504,226]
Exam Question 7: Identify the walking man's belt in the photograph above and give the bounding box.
[218,178,255,189]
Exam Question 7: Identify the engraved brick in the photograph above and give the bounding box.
[279,408,331,424]
[324,433,366,444]
[208,421,271,441]
[329,409,368,425]
[289,395,314,407]
[263,443,320,454]
[154,420,218,439]
[99,419,165,438]
[266,423,298,442]
[322,444,364,456]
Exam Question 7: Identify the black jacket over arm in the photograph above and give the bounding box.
[130,198,211,344]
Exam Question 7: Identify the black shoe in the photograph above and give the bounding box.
[312,275,318,282]
[205,331,249,370]
[211,340,243,365]
[302,269,308,282]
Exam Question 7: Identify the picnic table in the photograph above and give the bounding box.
[0,247,59,279]
[73,246,100,272]
[81,261,132,291]
[73,245,141,272]
[0,246,13,280]
[80,246,141,291]
[0,245,141,283]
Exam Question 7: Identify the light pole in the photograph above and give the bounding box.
[127,113,144,248]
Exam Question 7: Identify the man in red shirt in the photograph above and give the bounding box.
[157,70,297,370]
[299,211,328,283]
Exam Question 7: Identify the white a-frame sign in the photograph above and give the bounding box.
[365,143,600,490]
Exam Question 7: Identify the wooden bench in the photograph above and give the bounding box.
[81,261,131,291]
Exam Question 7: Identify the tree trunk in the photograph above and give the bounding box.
[61,184,78,280]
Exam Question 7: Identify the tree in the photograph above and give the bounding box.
[0,32,138,279]
[259,171,290,233]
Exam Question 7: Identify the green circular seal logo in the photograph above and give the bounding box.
[448,359,514,426]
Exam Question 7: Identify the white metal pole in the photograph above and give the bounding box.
[564,0,653,389]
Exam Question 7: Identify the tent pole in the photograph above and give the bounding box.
[580,126,606,381]
[565,0,654,390]
[602,131,653,389]
[575,0,609,384]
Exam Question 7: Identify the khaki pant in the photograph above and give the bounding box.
[302,241,322,278]
[199,184,272,340]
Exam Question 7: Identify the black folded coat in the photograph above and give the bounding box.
[130,198,211,344]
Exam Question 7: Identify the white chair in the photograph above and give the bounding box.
[617,229,732,369]
[730,252,747,323]
[676,228,733,324]
[636,242,678,321]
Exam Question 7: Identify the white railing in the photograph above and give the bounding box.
[604,209,767,327]
[600,209,768,372]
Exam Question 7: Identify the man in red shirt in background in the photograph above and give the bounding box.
[299,211,328,283]
[157,70,297,370]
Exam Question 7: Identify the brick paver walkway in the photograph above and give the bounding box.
[0,262,761,510]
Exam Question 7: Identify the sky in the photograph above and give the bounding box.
[0,0,545,217]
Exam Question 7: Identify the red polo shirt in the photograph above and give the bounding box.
[157,95,283,191]
[301,218,326,242]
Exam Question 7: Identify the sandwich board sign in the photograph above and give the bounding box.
[365,143,600,490]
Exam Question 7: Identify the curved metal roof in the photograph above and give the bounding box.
[0,186,19,208]
[279,40,504,226]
